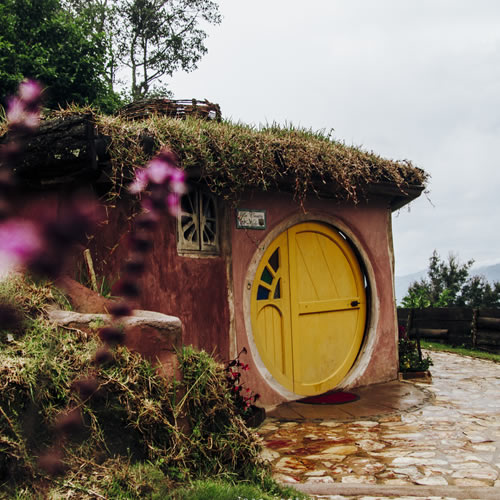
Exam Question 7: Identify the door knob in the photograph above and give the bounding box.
[351,300,360,307]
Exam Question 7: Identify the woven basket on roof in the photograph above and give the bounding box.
[117,98,222,122]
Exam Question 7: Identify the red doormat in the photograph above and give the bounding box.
[297,390,360,405]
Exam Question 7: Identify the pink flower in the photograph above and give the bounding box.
[6,96,40,131]
[129,148,186,217]
[167,192,181,216]
[147,158,173,184]
[6,97,25,126]
[129,168,149,194]
[18,80,42,105]
[170,168,186,194]
[0,220,43,270]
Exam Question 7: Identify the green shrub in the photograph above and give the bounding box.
[0,274,276,498]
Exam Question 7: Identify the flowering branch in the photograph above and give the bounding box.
[225,347,260,414]
[0,80,187,475]
[98,149,186,343]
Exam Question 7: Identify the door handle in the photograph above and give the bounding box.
[351,300,360,307]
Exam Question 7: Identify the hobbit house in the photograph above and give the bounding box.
[7,99,427,404]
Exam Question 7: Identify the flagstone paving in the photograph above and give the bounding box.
[257,351,500,499]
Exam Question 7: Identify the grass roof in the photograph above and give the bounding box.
[95,113,428,203]
[2,106,427,204]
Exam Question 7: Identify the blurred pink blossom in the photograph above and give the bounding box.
[6,97,25,126]
[170,168,186,194]
[0,219,43,264]
[167,192,181,216]
[129,168,149,194]
[147,158,173,184]
[129,148,186,216]
[6,97,40,131]
[18,80,42,105]
[5,80,42,131]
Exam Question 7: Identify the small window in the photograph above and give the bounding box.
[257,248,281,301]
[177,188,219,254]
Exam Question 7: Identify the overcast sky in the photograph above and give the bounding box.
[169,0,500,276]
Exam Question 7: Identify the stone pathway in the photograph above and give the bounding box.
[257,351,500,499]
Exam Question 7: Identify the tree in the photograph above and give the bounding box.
[62,0,120,91]
[401,250,500,308]
[0,0,120,111]
[65,0,222,101]
[459,275,500,308]
[121,0,221,100]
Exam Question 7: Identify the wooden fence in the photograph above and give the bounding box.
[397,308,500,354]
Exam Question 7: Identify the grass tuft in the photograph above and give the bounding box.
[0,273,71,318]
[166,478,309,500]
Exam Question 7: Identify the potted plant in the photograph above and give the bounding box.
[398,327,433,380]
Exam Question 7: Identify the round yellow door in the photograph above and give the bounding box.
[251,222,367,396]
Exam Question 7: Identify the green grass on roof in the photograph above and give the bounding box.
[29,107,425,203]
[97,113,427,202]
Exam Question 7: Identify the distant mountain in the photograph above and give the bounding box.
[474,263,500,282]
[395,270,426,305]
[395,263,500,305]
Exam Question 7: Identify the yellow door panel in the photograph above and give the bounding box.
[251,222,366,397]
[293,232,339,301]
[293,309,365,392]
[288,222,366,395]
[256,305,286,375]
[251,232,294,392]
[293,229,361,300]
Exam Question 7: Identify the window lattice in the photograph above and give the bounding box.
[177,189,219,253]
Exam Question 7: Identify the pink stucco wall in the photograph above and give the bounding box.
[87,200,231,360]
[17,188,398,403]
[230,191,398,405]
